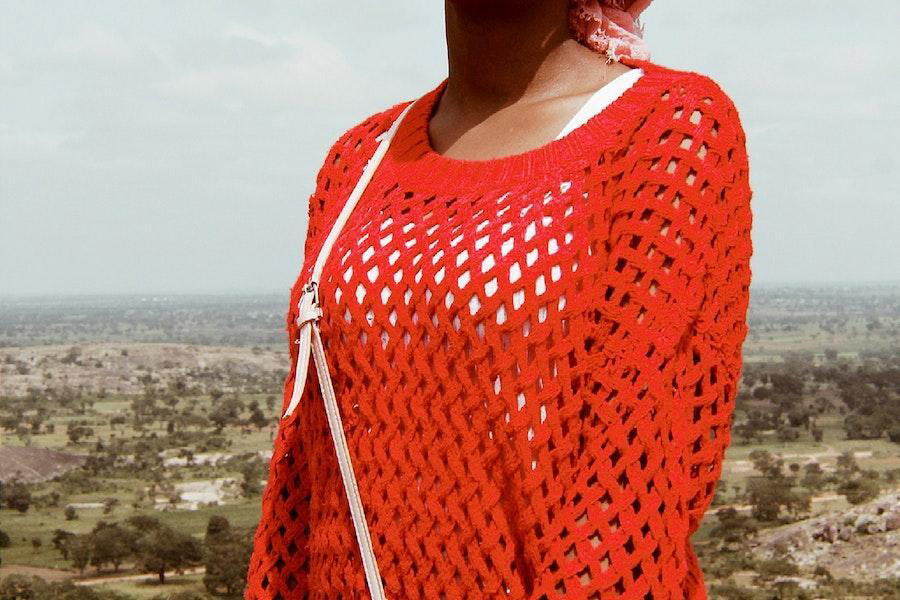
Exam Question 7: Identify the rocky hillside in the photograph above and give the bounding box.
[0,446,87,484]
[749,490,900,580]
[1,342,284,397]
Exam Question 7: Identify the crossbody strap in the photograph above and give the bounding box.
[285,96,418,419]
[282,96,420,600]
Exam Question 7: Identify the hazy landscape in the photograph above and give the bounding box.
[1,286,898,599]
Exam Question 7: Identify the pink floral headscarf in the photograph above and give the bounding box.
[568,0,653,62]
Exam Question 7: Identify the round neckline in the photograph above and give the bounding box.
[383,55,664,193]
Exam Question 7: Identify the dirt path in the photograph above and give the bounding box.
[0,564,73,582]
[0,562,207,587]
[73,566,206,585]
[716,493,844,513]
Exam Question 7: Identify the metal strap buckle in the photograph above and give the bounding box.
[297,281,323,327]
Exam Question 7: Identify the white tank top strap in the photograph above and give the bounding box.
[555,67,645,140]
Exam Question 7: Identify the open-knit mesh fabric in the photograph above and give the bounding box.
[246,56,752,600]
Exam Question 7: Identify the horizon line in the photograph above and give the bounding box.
[2,279,900,300]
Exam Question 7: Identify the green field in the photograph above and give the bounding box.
[2,288,899,599]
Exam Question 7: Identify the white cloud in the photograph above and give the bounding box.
[154,25,357,108]
[0,124,75,160]
[0,51,13,78]
[1,1,897,294]
[221,24,314,49]
[53,23,136,67]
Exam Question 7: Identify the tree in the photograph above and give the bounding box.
[786,408,810,428]
[163,393,180,410]
[66,423,94,445]
[843,412,887,440]
[209,396,244,433]
[746,450,811,522]
[749,450,783,479]
[102,497,119,515]
[0,574,50,599]
[240,459,264,498]
[90,523,136,573]
[134,526,203,584]
[205,516,231,541]
[69,534,94,575]
[203,528,253,597]
[746,477,790,522]
[249,406,268,431]
[28,413,44,435]
[3,480,31,513]
[709,507,758,544]
[51,529,75,559]
[888,424,900,444]
[835,450,859,479]
[734,410,767,444]
[800,462,827,492]
[839,381,877,412]
[811,425,824,442]
[150,591,206,600]
[125,514,162,532]
[0,574,126,600]
[837,476,880,505]
[775,423,799,443]
[770,372,804,396]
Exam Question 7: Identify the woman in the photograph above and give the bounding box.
[246,1,752,598]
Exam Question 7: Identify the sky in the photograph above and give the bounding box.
[1,0,898,296]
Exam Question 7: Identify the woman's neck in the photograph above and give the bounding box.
[443,0,627,109]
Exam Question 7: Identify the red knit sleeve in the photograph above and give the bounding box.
[245,134,349,600]
[283,124,363,413]
[302,124,370,268]
[245,101,412,600]
[603,72,753,526]
[543,72,751,597]
[672,78,752,537]
[298,99,414,286]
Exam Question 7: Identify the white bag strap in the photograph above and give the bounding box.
[282,96,420,600]
[284,97,418,419]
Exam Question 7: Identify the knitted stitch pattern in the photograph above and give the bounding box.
[246,55,753,600]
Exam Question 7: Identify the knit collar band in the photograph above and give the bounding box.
[383,55,663,193]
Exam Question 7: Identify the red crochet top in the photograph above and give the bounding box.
[246,55,753,600]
